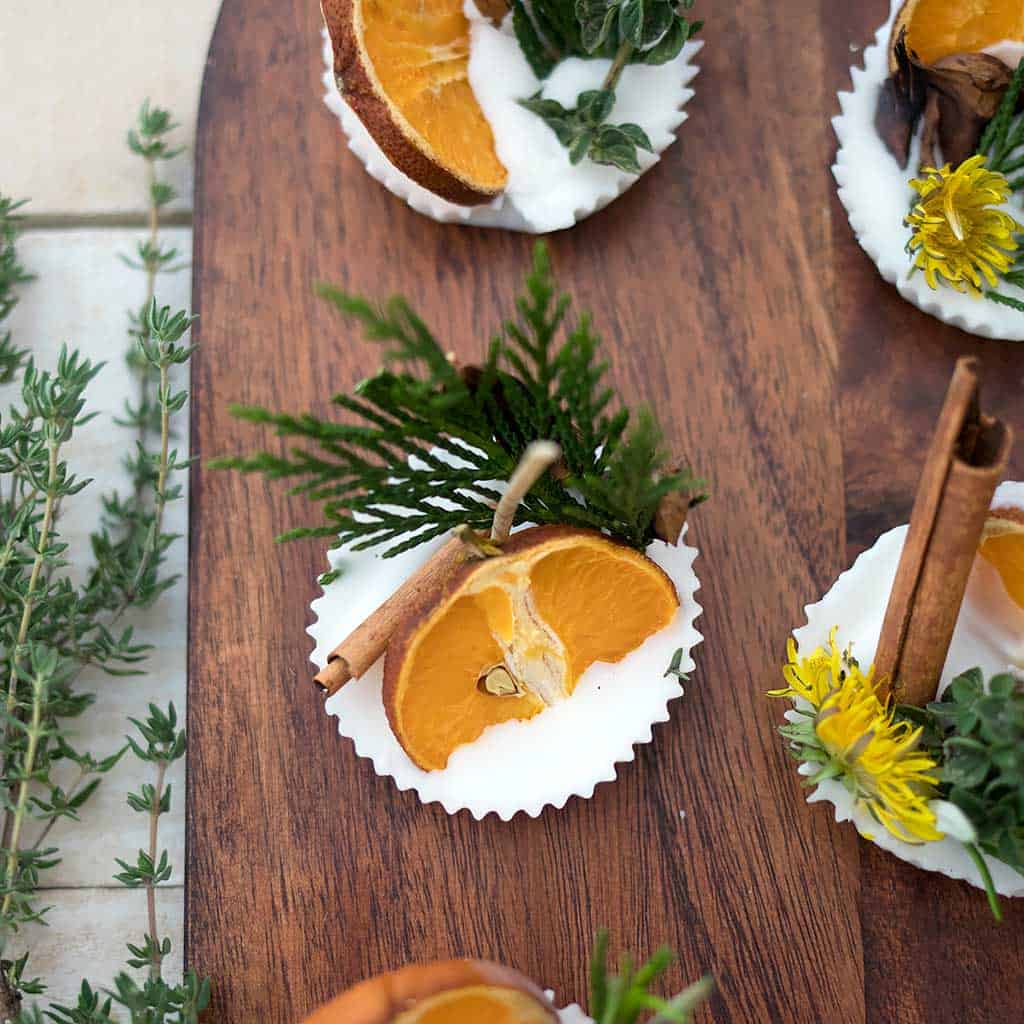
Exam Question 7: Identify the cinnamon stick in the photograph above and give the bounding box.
[314,535,473,696]
[874,357,1013,706]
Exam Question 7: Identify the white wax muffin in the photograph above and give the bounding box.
[308,521,701,820]
[832,1,1024,341]
[789,481,1024,897]
[320,5,701,233]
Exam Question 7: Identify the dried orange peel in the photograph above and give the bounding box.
[303,959,558,1024]
[892,0,1024,68]
[321,0,508,205]
[383,525,680,771]
[980,506,1024,610]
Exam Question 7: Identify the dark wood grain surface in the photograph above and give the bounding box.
[186,2,1024,1021]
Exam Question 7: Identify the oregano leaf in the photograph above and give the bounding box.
[615,122,654,152]
[577,88,615,126]
[576,0,618,53]
[618,0,647,47]
[644,15,690,64]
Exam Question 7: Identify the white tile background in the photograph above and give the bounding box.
[2,0,221,1008]
[1,3,221,216]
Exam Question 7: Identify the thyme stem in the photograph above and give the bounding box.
[5,440,58,715]
[0,666,47,949]
[146,758,168,981]
[133,154,160,507]
[125,355,170,605]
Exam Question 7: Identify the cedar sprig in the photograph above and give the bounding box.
[515,1,701,172]
[216,242,704,569]
[588,930,712,1023]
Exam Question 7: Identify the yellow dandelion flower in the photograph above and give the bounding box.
[815,679,942,844]
[768,627,869,708]
[906,155,1021,294]
[770,629,943,844]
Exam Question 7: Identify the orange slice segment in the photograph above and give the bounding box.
[384,526,680,771]
[303,960,558,1024]
[322,0,508,205]
[980,506,1024,609]
[393,986,555,1024]
[895,0,1024,65]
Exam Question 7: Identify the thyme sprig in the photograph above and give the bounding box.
[216,243,704,575]
[514,1,701,172]
[0,99,209,1021]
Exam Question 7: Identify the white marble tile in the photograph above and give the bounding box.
[1,1,222,215]
[2,228,190,888]
[8,886,185,1011]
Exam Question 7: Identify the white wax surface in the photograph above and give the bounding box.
[465,6,701,232]
[309,516,703,820]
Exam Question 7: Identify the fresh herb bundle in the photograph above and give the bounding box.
[217,242,704,578]
[0,101,209,1022]
[901,669,1024,894]
[513,1,701,172]
[588,930,712,1024]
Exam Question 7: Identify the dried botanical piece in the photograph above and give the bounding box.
[980,505,1024,607]
[877,358,1010,704]
[383,525,679,770]
[303,960,558,1024]
[321,0,507,204]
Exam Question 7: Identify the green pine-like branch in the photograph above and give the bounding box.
[589,930,713,1024]
[216,242,705,558]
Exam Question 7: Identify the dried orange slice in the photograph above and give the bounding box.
[383,526,680,771]
[322,0,508,205]
[893,0,1024,66]
[303,959,558,1024]
[980,506,1024,609]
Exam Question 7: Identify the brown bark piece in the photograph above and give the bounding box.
[874,357,1014,706]
[314,535,474,695]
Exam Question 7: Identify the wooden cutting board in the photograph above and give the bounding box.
[187,1,1024,1021]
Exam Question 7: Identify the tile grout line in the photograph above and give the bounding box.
[36,883,184,893]
[21,211,194,230]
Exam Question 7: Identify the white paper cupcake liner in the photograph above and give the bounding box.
[308,523,701,820]
[789,481,1024,896]
[320,20,701,234]
[832,0,1024,341]
[550,993,591,1024]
